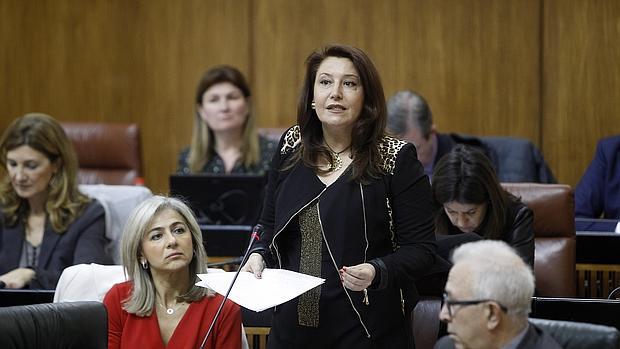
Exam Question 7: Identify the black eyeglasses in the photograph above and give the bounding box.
[442,292,508,318]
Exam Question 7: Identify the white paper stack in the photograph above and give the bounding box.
[196,269,325,312]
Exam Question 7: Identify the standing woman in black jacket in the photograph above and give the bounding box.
[241,44,438,348]
[432,144,534,266]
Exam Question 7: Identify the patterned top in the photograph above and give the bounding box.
[177,135,278,175]
[279,125,406,174]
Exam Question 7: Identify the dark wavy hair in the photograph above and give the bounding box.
[432,145,515,239]
[292,44,387,183]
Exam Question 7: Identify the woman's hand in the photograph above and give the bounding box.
[241,253,266,279]
[0,268,36,289]
[340,263,376,291]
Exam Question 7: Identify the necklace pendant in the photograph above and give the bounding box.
[166,308,174,315]
[330,152,343,172]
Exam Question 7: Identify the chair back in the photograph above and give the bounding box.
[54,264,127,303]
[79,184,153,263]
[62,122,142,185]
[0,301,107,349]
[502,183,576,296]
[410,297,442,349]
[530,318,620,349]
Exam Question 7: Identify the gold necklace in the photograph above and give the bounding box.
[325,143,351,172]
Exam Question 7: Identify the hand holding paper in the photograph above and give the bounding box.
[196,269,325,312]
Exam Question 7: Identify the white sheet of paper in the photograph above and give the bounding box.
[196,269,325,312]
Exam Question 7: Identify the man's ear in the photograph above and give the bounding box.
[486,303,502,330]
[430,124,437,135]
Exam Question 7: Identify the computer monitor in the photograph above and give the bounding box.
[0,289,55,307]
[169,174,267,226]
[575,217,620,233]
[531,297,620,331]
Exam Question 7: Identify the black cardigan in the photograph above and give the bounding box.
[443,200,534,266]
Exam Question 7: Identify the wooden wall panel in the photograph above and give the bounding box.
[543,0,620,187]
[252,0,541,142]
[2,0,619,193]
[0,0,250,193]
[380,0,541,140]
[131,0,251,193]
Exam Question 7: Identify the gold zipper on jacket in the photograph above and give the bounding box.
[270,188,327,269]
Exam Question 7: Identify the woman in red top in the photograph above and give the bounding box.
[103,196,241,349]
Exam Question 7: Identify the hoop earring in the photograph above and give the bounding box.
[311,101,316,109]
[141,260,149,270]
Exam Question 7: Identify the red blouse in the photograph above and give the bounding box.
[104,281,242,349]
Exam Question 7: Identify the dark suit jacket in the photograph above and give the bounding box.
[0,199,110,289]
[480,136,556,184]
[435,133,499,172]
[575,135,620,219]
[434,323,562,349]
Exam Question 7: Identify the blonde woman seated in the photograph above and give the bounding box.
[0,113,110,289]
[103,196,241,349]
[177,65,277,175]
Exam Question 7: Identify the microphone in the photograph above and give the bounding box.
[199,224,264,349]
[206,256,244,268]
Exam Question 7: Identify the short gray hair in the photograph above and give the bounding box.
[120,195,211,316]
[386,90,433,137]
[452,240,535,318]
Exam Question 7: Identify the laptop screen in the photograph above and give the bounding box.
[0,289,55,307]
[169,174,267,226]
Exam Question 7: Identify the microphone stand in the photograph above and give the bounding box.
[206,257,243,268]
[199,224,263,349]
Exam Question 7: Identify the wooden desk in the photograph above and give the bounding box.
[576,231,620,298]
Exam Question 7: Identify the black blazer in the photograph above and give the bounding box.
[0,199,110,289]
[442,200,534,266]
[252,126,438,340]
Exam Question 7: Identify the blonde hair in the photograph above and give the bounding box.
[120,195,211,316]
[0,113,90,232]
[188,65,260,173]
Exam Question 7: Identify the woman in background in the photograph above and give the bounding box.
[0,113,110,289]
[177,65,277,175]
[104,195,241,349]
[432,144,534,266]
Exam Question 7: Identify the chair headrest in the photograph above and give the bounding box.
[530,317,620,349]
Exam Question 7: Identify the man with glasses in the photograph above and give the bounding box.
[434,240,560,349]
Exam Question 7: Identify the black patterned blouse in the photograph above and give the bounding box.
[177,135,278,175]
